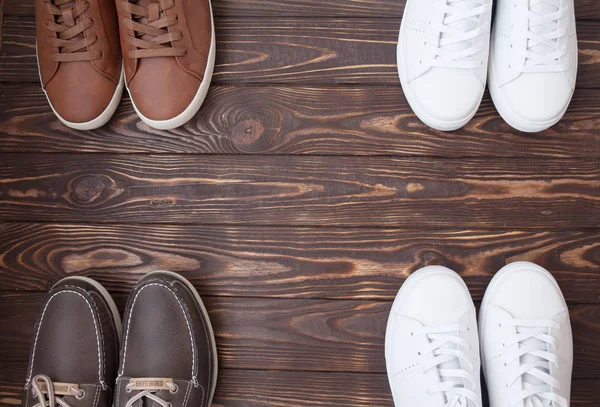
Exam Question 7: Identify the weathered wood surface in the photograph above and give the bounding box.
[1,376,599,407]
[1,293,599,377]
[0,85,598,157]
[2,0,600,19]
[0,0,598,405]
[0,155,598,228]
[2,18,600,87]
[1,223,599,302]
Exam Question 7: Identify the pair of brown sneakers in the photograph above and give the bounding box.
[36,0,215,130]
[22,271,218,407]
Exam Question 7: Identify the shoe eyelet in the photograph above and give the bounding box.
[76,390,86,400]
[169,384,179,394]
[418,352,421,356]
[498,323,502,328]
[126,387,132,394]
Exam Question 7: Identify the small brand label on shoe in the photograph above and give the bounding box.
[38,382,79,396]
[128,378,174,391]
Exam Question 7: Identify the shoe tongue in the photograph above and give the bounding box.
[56,0,86,51]
[519,327,552,407]
[439,0,479,55]
[435,330,471,407]
[132,0,160,42]
[527,0,559,65]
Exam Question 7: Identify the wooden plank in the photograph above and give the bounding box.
[1,223,599,303]
[0,155,598,228]
[1,376,599,407]
[0,85,599,157]
[2,0,600,19]
[0,293,598,377]
[2,17,600,87]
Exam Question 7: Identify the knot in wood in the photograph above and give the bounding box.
[72,175,106,204]
[231,119,266,152]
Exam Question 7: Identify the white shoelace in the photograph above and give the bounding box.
[502,319,568,407]
[416,324,480,407]
[29,375,85,407]
[424,0,492,69]
[521,0,569,73]
[125,380,179,407]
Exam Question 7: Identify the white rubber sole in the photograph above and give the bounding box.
[396,23,484,132]
[36,45,124,131]
[478,261,571,381]
[488,35,577,133]
[54,276,123,344]
[128,1,216,130]
[144,270,218,406]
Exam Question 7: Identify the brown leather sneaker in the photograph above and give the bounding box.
[115,271,218,407]
[22,277,122,407]
[36,0,123,130]
[115,0,215,129]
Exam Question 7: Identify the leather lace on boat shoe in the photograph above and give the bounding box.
[36,0,123,129]
[116,0,216,129]
[115,271,218,407]
[22,277,122,407]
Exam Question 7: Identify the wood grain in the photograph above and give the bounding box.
[1,223,599,302]
[1,293,599,378]
[0,155,598,228]
[2,0,600,19]
[2,17,600,87]
[1,376,600,407]
[0,84,599,157]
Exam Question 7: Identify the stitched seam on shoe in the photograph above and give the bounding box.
[27,290,102,382]
[172,280,208,380]
[119,283,195,378]
[199,385,205,407]
[182,381,192,407]
[92,384,101,407]
[115,379,122,407]
[88,291,108,382]
[24,383,31,407]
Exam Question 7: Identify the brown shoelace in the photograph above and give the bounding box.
[120,0,187,59]
[44,0,101,62]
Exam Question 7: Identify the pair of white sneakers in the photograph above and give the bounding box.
[397,0,578,132]
[385,261,572,407]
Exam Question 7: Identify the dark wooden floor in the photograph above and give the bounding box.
[0,0,599,406]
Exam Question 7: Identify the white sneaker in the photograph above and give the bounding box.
[397,0,493,131]
[479,262,573,407]
[385,266,482,407]
[489,0,578,132]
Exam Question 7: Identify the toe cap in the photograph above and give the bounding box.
[500,73,573,128]
[407,68,484,130]
[45,62,118,125]
[393,266,474,326]
[128,58,202,122]
[485,261,567,319]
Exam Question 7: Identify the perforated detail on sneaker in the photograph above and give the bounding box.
[406,19,428,34]
[391,362,421,383]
